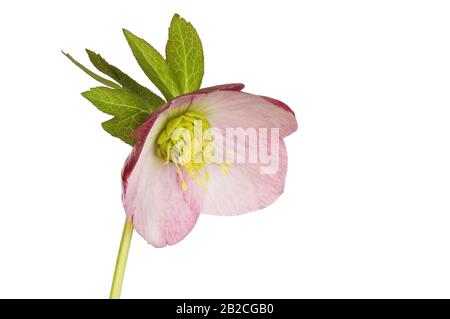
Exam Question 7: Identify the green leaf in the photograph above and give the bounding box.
[166,14,204,94]
[82,87,153,145]
[123,29,180,100]
[62,51,121,89]
[85,49,165,109]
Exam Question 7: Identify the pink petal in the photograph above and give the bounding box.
[195,83,245,94]
[125,161,203,247]
[122,96,204,247]
[259,95,295,117]
[192,90,297,138]
[185,90,297,215]
[202,139,288,215]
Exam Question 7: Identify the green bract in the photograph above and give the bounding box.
[122,29,181,100]
[62,52,121,89]
[86,49,165,107]
[82,87,154,145]
[166,14,204,94]
[64,14,205,146]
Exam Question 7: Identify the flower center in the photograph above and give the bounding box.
[156,111,228,191]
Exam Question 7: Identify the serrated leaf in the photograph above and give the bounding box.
[62,51,121,89]
[85,49,165,109]
[123,29,181,100]
[82,87,153,145]
[166,14,204,94]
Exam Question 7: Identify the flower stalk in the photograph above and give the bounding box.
[109,217,133,299]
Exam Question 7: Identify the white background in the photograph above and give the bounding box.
[1,0,450,299]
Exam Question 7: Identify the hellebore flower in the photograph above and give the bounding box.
[122,84,297,247]
[64,14,298,298]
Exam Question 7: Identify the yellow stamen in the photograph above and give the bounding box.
[156,111,232,191]
[174,161,187,191]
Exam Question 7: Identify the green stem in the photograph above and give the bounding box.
[109,217,133,299]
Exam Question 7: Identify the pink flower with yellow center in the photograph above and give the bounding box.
[122,84,297,247]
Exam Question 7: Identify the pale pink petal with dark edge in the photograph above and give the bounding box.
[186,90,297,215]
[122,95,204,247]
[191,90,297,138]
[202,138,288,215]
[124,155,203,247]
